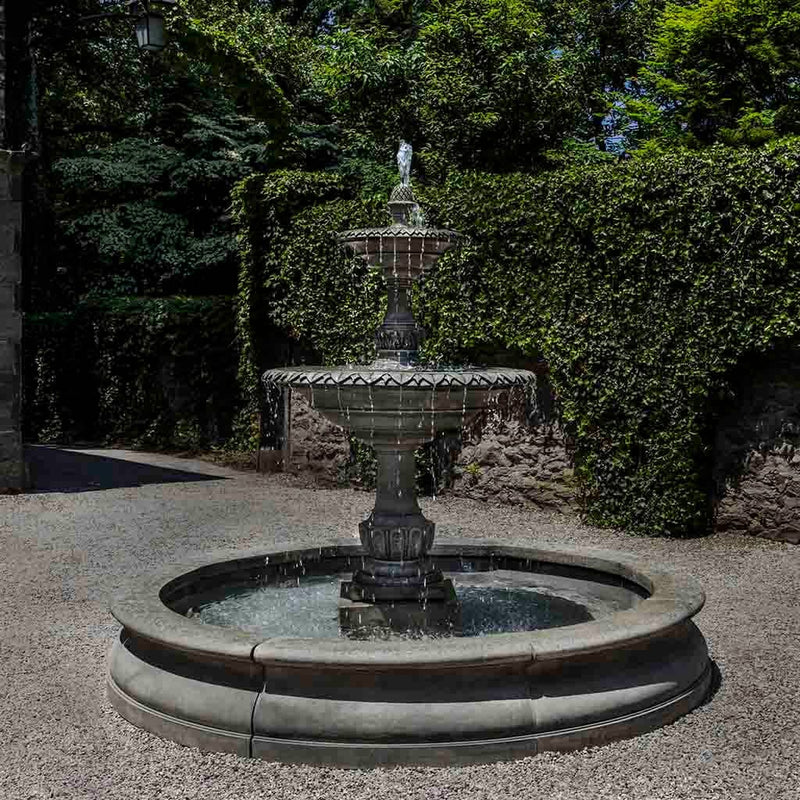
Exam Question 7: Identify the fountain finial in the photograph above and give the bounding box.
[389,141,419,224]
[397,141,413,187]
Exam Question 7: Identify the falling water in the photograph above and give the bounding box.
[258,142,537,635]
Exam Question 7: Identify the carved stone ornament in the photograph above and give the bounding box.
[264,366,534,390]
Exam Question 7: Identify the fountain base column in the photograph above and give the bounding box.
[338,578,460,635]
[339,445,460,631]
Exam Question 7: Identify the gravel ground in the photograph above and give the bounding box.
[1,446,799,800]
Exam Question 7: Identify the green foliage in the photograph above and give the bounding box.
[231,169,387,448]
[416,0,577,172]
[28,0,314,307]
[313,0,658,173]
[639,0,800,145]
[22,0,800,530]
[175,0,311,131]
[24,297,241,449]
[50,107,272,299]
[234,143,800,535]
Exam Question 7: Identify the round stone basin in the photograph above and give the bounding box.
[263,366,534,445]
[107,541,711,767]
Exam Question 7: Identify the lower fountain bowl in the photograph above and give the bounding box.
[107,540,711,767]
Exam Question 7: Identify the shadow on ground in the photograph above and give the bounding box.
[700,660,723,708]
[25,446,226,493]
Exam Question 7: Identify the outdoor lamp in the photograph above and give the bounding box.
[80,1,176,51]
[131,0,176,51]
[135,10,166,51]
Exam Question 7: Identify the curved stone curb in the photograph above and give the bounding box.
[108,541,711,767]
[109,662,712,767]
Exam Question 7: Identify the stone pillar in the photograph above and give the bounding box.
[0,150,24,490]
[0,1,29,491]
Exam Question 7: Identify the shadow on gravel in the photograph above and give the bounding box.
[700,660,723,707]
[25,446,226,493]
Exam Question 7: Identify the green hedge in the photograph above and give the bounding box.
[24,296,242,449]
[231,170,388,451]
[233,142,800,535]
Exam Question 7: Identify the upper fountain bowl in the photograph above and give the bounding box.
[338,225,461,279]
[339,183,461,280]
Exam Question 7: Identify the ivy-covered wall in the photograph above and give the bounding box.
[233,142,800,536]
[24,296,242,449]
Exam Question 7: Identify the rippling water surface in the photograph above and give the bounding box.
[189,571,629,640]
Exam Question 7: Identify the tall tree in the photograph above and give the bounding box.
[637,0,800,146]
[28,0,313,305]
[314,0,667,173]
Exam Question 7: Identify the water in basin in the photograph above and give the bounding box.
[188,569,634,640]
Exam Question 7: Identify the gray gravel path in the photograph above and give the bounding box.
[1,446,799,800]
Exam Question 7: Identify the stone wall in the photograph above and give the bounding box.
[287,390,351,484]
[448,403,577,512]
[713,348,800,543]
[282,378,579,514]
[0,154,24,490]
[0,0,26,491]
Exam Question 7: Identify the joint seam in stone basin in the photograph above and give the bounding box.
[248,640,266,761]
[528,642,537,737]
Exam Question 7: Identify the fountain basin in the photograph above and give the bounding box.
[339,225,461,276]
[263,366,533,445]
[107,540,711,767]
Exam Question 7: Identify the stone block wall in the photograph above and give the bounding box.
[713,349,800,544]
[287,390,352,483]
[281,378,579,514]
[0,151,24,491]
[449,410,577,513]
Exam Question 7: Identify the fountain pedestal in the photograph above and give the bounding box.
[350,448,440,597]
[338,584,461,635]
[338,445,460,632]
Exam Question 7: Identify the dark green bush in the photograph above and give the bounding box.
[24,296,241,449]
[232,170,387,426]
[233,142,800,535]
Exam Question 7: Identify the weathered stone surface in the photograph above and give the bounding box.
[109,541,710,766]
[449,393,578,514]
[713,349,800,543]
[288,392,350,482]
[285,383,578,514]
[0,429,23,488]
[0,150,25,491]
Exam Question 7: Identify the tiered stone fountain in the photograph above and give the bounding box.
[264,143,531,631]
[107,145,712,767]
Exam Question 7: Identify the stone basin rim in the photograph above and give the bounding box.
[262,366,535,389]
[339,226,462,240]
[109,539,706,670]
